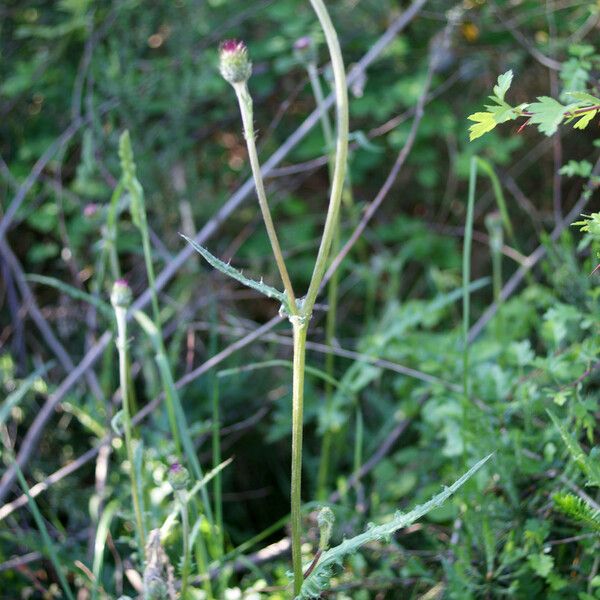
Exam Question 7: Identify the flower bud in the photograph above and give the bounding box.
[168,462,189,491]
[317,506,335,551]
[83,203,100,218]
[293,36,317,66]
[219,39,252,85]
[110,279,132,309]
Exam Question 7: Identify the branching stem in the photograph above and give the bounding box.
[233,82,298,313]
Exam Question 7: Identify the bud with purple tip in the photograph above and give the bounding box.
[219,39,252,85]
[110,279,132,309]
[168,462,190,491]
[293,35,317,66]
[84,203,100,218]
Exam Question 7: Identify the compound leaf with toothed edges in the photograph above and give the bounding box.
[527,97,571,136]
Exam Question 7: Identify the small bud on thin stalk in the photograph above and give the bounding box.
[219,39,252,85]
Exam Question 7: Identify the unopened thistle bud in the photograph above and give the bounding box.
[168,462,189,491]
[317,506,335,551]
[110,279,132,309]
[83,203,100,218]
[293,35,317,66]
[219,39,252,85]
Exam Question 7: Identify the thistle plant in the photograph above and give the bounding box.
[181,3,491,596]
[111,279,146,554]
[168,463,191,599]
[200,3,348,593]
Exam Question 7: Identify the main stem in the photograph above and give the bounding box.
[115,307,146,553]
[289,1,349,592]
[290,318,308,594]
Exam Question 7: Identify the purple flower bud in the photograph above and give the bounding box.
[219,39,252,85]
[294,36,311,51]
[110,279,132,309]
[168,462,189,491]
[293,35,317,66]
[83,203,99,218]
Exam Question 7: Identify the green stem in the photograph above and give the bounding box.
[303,0,349,316]
[115,306,146,554]
[306,62,334,153]
[463,157,477,404]
[290,318,308,594]
[233,82,297,312]
[289,1,349,589]
[178,490,191,599]
[212,380,224,557]
[306,0,349,504]
[138,217,184,458]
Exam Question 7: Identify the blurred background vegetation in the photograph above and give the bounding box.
[1,0,600,598]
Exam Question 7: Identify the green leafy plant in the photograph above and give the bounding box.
[468,71,600,140]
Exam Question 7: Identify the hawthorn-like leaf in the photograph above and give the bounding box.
[573,109,597,130]
[527,96,569,136]
[492,70,513,102]
[486,101,519,124]
[468,111,497,141]
[565,91,600,106]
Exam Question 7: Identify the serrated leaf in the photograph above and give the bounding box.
[573,110,597,130]
[559,160,593,178]
[527,96,569,136]
[565,91,600,105]
[493,70,513,102]
[485,100,519,124]
[547,410,600,487]
[468,112,497,141]
[528,553,554,578]
[553,492,600,534]
[297,454,493,599]
[182,234,290,310]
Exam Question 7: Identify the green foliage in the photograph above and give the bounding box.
[553,493,600,534]
[3,2,600,598]
[468,67,600,139]
[299,455,492,599]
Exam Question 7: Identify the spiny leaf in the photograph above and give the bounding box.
[547,410,600,487]
[468,112,497,141]
[493,70,513,102]
[182,234,290,311]
[297,454,493,599]
[553,492,600,534]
